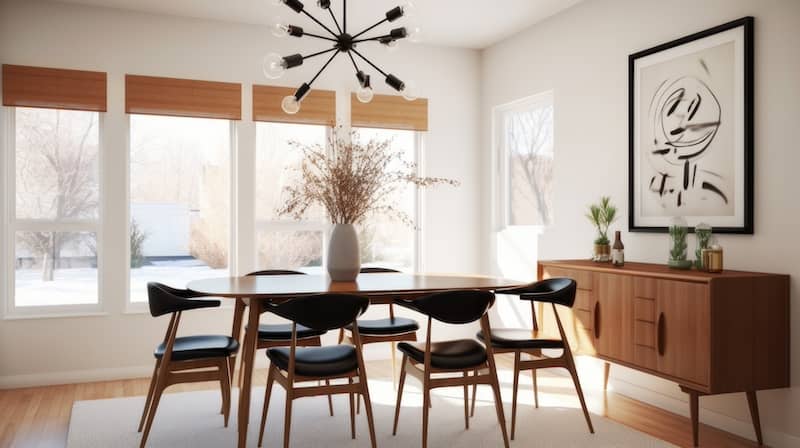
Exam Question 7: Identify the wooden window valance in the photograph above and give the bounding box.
[253,85,335,126]
[2,64,107,112]
[350,93,428,131]
[125,74,241,120]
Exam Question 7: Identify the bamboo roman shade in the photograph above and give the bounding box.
[350,93,428,131]
[2,64,107,112]
[125,74,242,120]
[253,85,335,126]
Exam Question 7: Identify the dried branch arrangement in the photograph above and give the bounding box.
[278,127,459,225]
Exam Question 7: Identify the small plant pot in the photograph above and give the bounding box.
[668,259,693,270]
[593,244,611,262]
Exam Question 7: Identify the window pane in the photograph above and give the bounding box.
[129,115,230,302]
[257,231,323,272]
[14,231,98,306]
[256,122,326,222]
[15,108,99,220]
[354,128,416,271]
[505,102,554,226]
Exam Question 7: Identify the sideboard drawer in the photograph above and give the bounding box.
[542,267,593,290]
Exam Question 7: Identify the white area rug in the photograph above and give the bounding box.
[68,374,674,447]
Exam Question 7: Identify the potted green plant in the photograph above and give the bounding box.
[668,216,692,269]
[586,196,617,262]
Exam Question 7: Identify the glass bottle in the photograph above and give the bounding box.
[612,231,625,266]
[668,216,690,269]
[694,223,712,270]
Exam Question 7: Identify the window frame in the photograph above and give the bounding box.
[124,114,238,312]
[492,90,554,230]
[3,106,105,318]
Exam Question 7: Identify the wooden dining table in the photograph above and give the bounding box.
[187,272,524,448]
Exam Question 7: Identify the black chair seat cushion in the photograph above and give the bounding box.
[267,345,359,377]
[251,323,326,341]
[476,329,565,350]
[154,335,239,361]
[397,339,487,370]
[345,317,419,336]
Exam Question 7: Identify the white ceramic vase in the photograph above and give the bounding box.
[326,223,361,281]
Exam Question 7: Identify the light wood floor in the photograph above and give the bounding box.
[0,355,762,448]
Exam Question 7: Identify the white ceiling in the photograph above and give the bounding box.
[52,0,582,49]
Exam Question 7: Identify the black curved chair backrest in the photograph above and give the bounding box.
[398,290,495,324]
[267,294,370,331]
[246,269,307,276]
[147,282,220,317]
[360,267,400,273]
[498,278,577,308]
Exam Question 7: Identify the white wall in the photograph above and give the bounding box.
[0,0,482,385]
[481,0,800,445]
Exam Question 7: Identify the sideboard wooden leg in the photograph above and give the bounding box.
[688,389,699,447]
[746,390,763,446]
[603,362,610,392]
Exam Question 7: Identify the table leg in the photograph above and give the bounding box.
[237,298,261,448]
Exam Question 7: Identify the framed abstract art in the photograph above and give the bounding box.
[629,17,754,233]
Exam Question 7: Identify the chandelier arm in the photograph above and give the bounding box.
[343,0,346,33]
[352,18,389,39]
[302,46,339,61]
[308,50,341,85]
[352,34,393,44]
[304,32,338,42]
[346,51,361,73]
[301,10,338,37]
[351,48,388,77]
[327,8,342,34]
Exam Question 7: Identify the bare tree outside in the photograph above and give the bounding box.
[15,108,99,281]
[506,103,554,226]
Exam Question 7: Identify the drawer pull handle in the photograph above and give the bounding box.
[657,312,665,356]
[594,301,600,339]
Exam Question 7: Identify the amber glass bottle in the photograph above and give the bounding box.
[612,231,625,266]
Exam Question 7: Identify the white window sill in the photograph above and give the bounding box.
[2,311,109,321]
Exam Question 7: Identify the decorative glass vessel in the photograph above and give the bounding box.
[667,216,692,269]
[694,223,713,269]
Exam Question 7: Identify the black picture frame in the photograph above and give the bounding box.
[628,16,754,234]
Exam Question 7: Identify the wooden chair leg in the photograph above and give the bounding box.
[532,368,539,409]
[511,351,521,440]
[258,366,276,447]
[392,355,407,436]
[360,372,378,448]
[138,359,160,432]
[487,362,511,448]
[746,390,763,446]
[325,380,334,417]
[565,350,594,434]
[220,359,232,427]
[470,368,478,417]
[139,368,168,448]
[421,383,431,448]
[282,387,293,448]
[463,370,470,430]
[348,377,356,439]
[391,342,398,389]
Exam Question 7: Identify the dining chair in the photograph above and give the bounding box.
[138,282,239,448]
[338,267,420,412]
[392,289,510,448]
[233,269,334,416]
[474,277,594,440]
[257,293,376,448]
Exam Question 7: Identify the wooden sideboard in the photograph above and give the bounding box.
[537,260,790,447]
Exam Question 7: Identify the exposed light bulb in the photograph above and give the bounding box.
[400,1,417,21]
[406,25,422,43]
[270,17,290,38]
[262,53,286,79]
[356,86,374,103]
[281,95,301,114]
[401,80,418,101]
[380,37,400,52]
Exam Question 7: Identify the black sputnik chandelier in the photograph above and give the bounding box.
[264,0,420,114]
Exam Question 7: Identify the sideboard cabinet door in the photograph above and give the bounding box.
[655,280,711,387]
[594,273,635,364]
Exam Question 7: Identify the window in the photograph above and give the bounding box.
[129,115,231,303]
[9,107,101,310]
[496,92,554,227]
[255,122,327,272]
[354,128,419,271]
